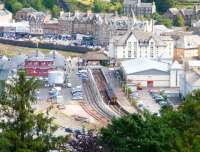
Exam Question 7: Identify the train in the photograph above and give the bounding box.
[105,83,117,105]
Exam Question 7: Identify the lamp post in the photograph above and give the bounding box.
[34,39,40,57]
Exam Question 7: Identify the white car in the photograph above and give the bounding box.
[67,82,72,88]
[72,96,83,100]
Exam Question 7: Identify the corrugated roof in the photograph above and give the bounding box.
[121,58,169,75]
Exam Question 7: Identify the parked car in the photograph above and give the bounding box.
[159,101,168,107]
[64,128,73,133]
[67,82,72,88]
[155,97,165,103]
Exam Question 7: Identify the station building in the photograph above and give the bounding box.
[121,58,183,88]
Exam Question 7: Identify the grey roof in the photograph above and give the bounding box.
[131,69,169,75]
[181,9,194,16]
[140,3,153,8]
[114,29,167,46]
[26,57,53,62]
[20,7,37,13]
[0,9,11,16]
[121,58,169,75]
[0,69,9,80]
[0,56,11,70]
[168,8,179,15]
[29,12,46,23]
[11,54,27,68]
[82,51,109,61]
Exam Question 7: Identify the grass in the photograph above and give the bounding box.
[0,43,82,57]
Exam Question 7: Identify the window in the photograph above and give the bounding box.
[128,51,131,58]
[150,51,153,58]
[134,42,137,50]
[128,42,131,51]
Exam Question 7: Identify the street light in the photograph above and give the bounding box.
[34,39,40,57]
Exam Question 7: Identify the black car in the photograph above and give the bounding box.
[65,128,73,133]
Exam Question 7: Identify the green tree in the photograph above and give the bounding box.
[174,14,185,27]
[52,5,61,18]
[101,113,175,152]
[155,0,177,14]
[101,89,200,152]
[42,0,55,9]
[93,0,105,13]
[160,17,173,28]
[34,0,45,11]
[0,71,68,152]
[5,0,23,13]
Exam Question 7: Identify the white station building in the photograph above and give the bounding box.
[121,58,183,88]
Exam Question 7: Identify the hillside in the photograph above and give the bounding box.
[2,0,122,17]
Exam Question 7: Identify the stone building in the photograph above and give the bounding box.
[165,6,200,26]
[43,11,154,46]
[58,11,100,35]
[43,19,60,35]
[29,12,49,35]
[123,0,156,16]
[15,8,50,35]
[15,7,37,22]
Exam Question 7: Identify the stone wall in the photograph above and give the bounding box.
[0,38,92,53]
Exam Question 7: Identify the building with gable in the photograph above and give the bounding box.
[123,0,156,16]
[0,3,12,23]
[121,58,183,88]
[109,29,174,59]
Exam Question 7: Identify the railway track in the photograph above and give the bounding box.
[82,80,114,120]
[92,69,128,116]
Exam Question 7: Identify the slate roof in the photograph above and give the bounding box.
[82,51,109,61]
[114,29,167,46]
[168,8,179,15]
[20,7,37,13]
